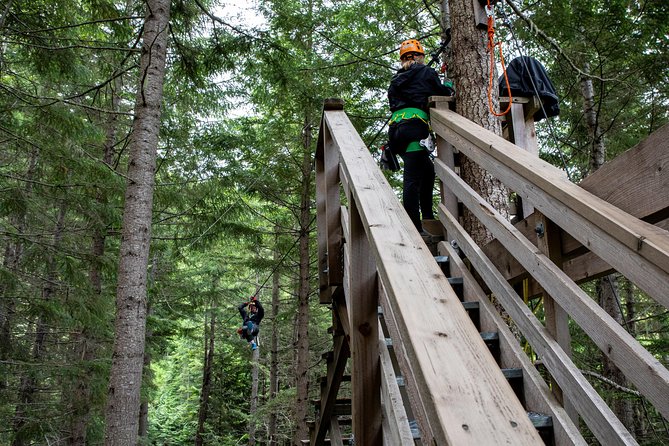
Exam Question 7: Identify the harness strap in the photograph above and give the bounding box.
[390,107,429,124]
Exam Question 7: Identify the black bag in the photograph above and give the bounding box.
[380,143,400,171]
[499,56,559,122]
[388,118,430,155]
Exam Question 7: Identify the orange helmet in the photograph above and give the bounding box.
[399,39,425,59]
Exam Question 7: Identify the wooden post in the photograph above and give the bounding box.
[316,99,344,303]
[432,95,458,238]
[348,197,382,446]
[501,96,540,218]
[535,211,578,423]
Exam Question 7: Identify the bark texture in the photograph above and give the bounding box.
[447,0,509,244]
[103,1,170,444]
[268,239,281,445]
[292,115,313,445]
[195,311,216,446]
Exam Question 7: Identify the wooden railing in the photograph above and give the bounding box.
[313,98,669,445]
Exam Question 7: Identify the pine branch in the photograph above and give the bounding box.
[625,310,669,326]
[580,369,641,396]
[8,15,142,35]
[502,0,617,82]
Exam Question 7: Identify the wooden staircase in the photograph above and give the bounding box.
[310,98,669,445]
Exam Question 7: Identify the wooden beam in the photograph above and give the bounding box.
[535,212,577,422]
[432,97,459,238]
[378,321,414,446]
[316,106,344,304]
[579,122,669,222]
[324,109,542,445]
[348,197,382,446]
[431,107,669,306]
[435,160,669,422]
[311,330,350,445]
[330,417,344,446]
[440,241,586,446]
[438,203,637,446]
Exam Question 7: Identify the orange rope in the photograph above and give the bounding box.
[486,0,512,117]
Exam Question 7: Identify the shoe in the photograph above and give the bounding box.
[250,341,257,350]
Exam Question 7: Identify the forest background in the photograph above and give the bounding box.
[0,0,667,445]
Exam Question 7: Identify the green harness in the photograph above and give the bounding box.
[390,107,429,153]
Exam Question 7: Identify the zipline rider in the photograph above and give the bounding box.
[387,38,455,234]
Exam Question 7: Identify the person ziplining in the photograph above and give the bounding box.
[237,297,264,350]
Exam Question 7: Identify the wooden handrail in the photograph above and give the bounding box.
[314,99,668,446]
[430,105,669,443]
[316,107,542,445]
[430,107,669,306]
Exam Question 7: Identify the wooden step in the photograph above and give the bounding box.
[480,331,501,365]
[300,438,352,445]
[447,276,464,300]
[434,255,450,276]
[502,367,525,406]
[461,301,481,331]
[528,412,554,446]
[312,398,352,416]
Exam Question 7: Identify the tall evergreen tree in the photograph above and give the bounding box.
[104,0,171,443]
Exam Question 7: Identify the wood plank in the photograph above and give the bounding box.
[324,109,542,445]
[316,114,344,303]
[439,241,586,446]
[578,122,669,222]
[348,197,382,446]
[311,331,350,445]
[434,98,459,237]
[438,203,638,446]
[483,120,669,287]
[378,321,414,446]
[435,160,669,421]
[330,417,344,446]
[431,107,669,305]
[535,212,577,422]
[378,281,438,445]
[507,102,538,217]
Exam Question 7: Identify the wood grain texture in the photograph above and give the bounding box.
[438,203,638,446]
[431,108,669,305]
[324,110,541,445]
[439,241,586,446]
[435,159,669,421]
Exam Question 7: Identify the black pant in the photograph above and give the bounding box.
[400,150,435,231]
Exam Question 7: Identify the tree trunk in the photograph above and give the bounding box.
[446,0,510,244]
[581,63,606,174]
[292,114,313,445]
[12,201,67,446]
[196,310,216,446]
[249,347,260,446]
[104,1,170,444]
[268,237,281,446]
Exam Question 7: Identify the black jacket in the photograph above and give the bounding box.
[499,56,559,121]
[239,301,264,325]
[388,63,455,113]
